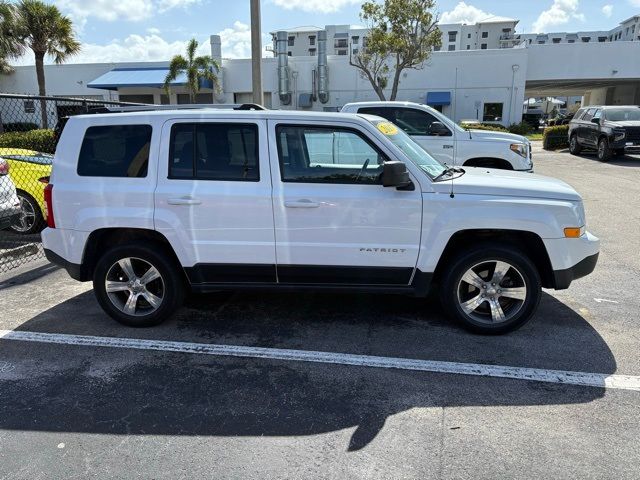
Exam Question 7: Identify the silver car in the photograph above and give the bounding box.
[0,158,20,230]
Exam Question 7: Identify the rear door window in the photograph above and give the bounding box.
[77,125,152,177]
[168,123,259,181]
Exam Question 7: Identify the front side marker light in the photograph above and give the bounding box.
[564,226,585,238]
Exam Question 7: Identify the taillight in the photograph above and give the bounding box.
[44,183,55,228]
[0,161,8,175]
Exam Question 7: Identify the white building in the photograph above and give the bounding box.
[269,25,367,57]
[436,16,520,51]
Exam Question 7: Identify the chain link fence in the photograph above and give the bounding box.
[0,93,146,274]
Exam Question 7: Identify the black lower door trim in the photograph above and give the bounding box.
[185,264,277,284]
[277,264,413,285]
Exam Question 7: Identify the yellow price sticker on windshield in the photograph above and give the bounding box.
[377,122,398,135]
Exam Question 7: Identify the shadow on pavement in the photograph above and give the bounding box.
[574,150,640,167]
[0,289,616,450]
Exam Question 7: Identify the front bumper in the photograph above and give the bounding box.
[544,231,600,290]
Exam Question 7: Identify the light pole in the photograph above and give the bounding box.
[250,0,263,105]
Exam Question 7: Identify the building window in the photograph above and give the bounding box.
[502,28,511,33]
[119,94,155,104]
[288,36,295,46]
[309,48,316,55]
[309,35,316,46]
[160,94,170,105]
[538,41,545,44]
[582,37,590,43]
[633,25,636,34]
[434,45,441,51]
[337,49,347,55]
[352,48,359,54]
[598,37,607,42]
[483,103,503,122]
[351,36,359,45]
[552,38,561,43]
[481,43,487,49]
[467,33,471,39]
[448,31,457,42]
[448,45,455,51]
[287,51,292,56]
[568,39,575,43]
[335,38,348,48]
[466,45,470,50]
[78,125,152,178]
[481,31,488,38]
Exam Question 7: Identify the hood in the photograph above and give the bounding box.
[604,120,640,128]
[431,167,581,202]
[467,129,528,144]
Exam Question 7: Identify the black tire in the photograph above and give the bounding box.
[10,191,45,234]
[569,134,581,155]
[439,244,542,335]
[93,243,185,327]
[597,137,612,162]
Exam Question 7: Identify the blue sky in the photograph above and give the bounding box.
[14,0,640,64]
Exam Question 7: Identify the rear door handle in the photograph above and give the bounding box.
[284,199,320,208]
[168,196,202,206]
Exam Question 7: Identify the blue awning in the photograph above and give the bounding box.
[87,67,213,91]
[426,91,451,106]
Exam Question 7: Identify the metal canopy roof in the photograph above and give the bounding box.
[87,67,213,91]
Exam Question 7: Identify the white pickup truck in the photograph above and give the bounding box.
[42,106,597,334]
[341,101,533,171]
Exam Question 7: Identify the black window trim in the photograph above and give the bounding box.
[77,123,152,178]
[167,121,260,182]
[274,123,391,185]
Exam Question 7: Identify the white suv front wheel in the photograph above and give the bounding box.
[93,244,184,327]
[440,245,542,334]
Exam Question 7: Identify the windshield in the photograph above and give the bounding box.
[369,119,447,179]
[1,153,53,165]
[605,108,640,122]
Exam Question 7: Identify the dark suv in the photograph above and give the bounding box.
[568,105,640,161]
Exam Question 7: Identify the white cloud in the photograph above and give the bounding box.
[629,0,640,7]
[532,0,585,33]
[55,0,154,22]
[272,0,360,13]
[11,21,268,65]
[440,2,492,24]
[54,0,198,22]
[147,27,161,34]
[602,4,613,17]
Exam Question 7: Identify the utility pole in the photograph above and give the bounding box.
[250,0,263,105]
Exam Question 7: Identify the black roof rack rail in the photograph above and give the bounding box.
[98,103,268,113]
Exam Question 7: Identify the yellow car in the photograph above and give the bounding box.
[0,148,52,234]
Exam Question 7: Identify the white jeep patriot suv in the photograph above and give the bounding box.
[42,107,598,334]
[341,102,533,171]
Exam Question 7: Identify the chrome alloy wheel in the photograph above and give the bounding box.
[105,257,165,317]
[12,195,36,233]
[456,260,527,324]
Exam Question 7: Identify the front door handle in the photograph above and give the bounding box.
[168,196,202,206]
[284,199,320,208]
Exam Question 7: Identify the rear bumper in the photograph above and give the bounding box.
[44,247,83,281]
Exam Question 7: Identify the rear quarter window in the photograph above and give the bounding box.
[77,125,152,177]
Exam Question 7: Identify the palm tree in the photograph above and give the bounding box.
[164,38,220,104]
[0,1,21,74]
[13,0,80,128]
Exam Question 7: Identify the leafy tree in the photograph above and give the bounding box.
[350,0,441,101]
[164,39,221,104]
[13,0,80,128]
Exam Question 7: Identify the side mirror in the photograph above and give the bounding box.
[428,121,450,136]
[382,161,412,189]
[591,117,601,124]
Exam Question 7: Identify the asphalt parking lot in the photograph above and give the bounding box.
[1,143,639,479]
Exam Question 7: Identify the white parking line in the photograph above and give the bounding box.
[2,329,640,392]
